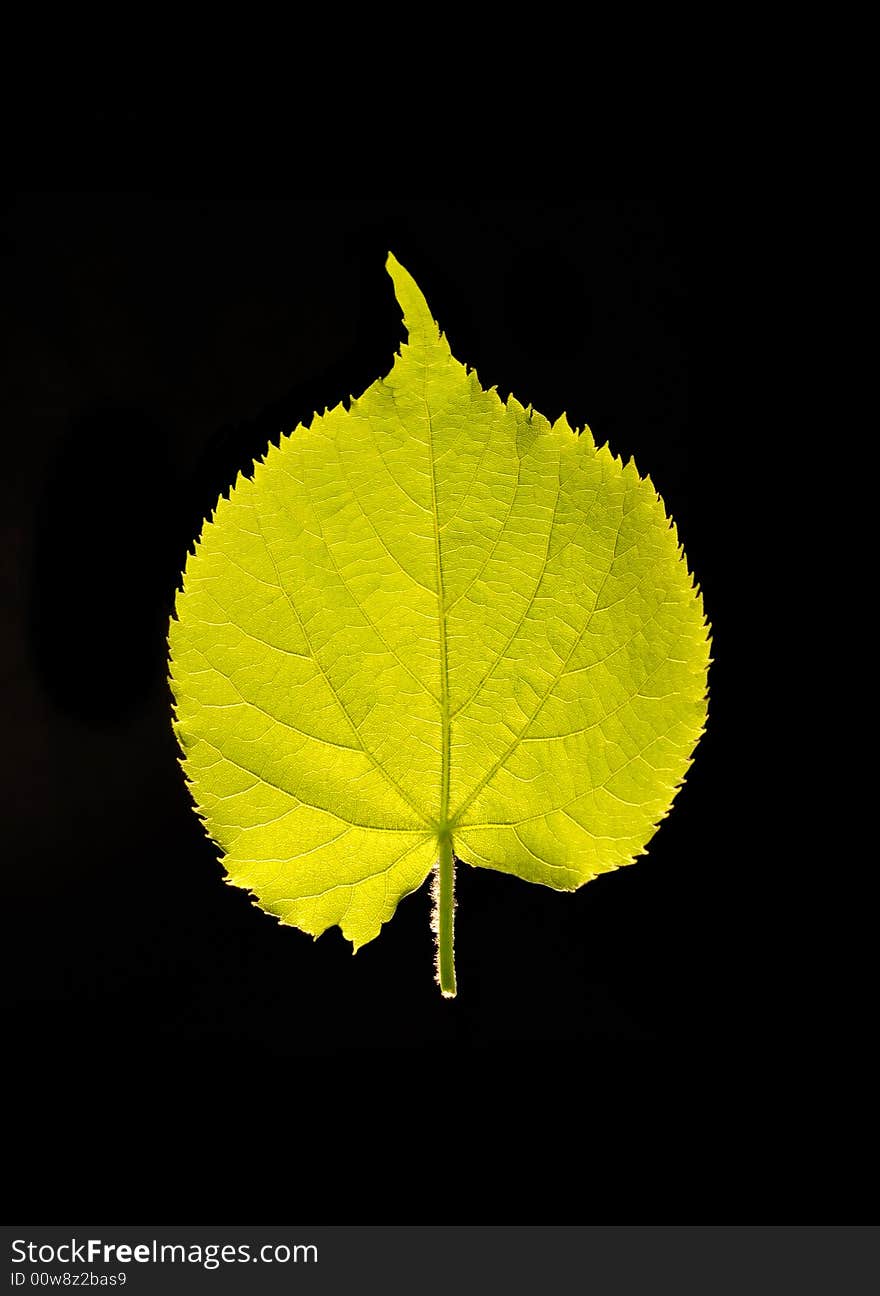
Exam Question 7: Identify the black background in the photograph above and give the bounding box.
[3,196,793,1216]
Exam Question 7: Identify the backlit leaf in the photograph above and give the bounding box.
[168,255,710,995]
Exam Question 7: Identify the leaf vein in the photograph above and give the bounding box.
[245,494,432,828]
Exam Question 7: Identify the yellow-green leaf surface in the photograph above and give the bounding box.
[169,255,709,996]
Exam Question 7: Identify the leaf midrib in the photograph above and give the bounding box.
[424,392,450,834]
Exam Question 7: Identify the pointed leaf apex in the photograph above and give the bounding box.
[386,252,441,345]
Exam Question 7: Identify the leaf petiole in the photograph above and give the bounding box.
[438,829,456,998]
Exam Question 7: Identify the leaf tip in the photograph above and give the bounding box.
[386,252,443,348]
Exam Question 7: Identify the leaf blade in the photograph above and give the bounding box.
[169,254,709,966]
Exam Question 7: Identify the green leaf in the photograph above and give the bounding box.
[169,254,710,996]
